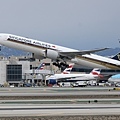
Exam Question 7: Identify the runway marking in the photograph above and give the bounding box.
[0,106,120,110]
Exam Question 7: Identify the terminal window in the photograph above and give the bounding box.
[6,65,22,81]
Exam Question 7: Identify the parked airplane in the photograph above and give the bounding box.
[46,63,74,78]
[46,63,74,84]
[33,63,45,77]
[67,68,103,81]
[46,68,102,81]
[108,74,120,83]
[0,33,120,69]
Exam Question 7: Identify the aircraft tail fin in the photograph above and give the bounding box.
[36,63,45,70]
[111,52,120,61]
[62,64,74,74]
[90,68,103,78]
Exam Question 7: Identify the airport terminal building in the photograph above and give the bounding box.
[0,56,54,86]
[0,55,120,87]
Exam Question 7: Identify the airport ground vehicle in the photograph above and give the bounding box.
[72,81,87,87]
[23,83,32,87]
[48,79,57,85]
[59,82,71,87]
[87,80,97,86]
[115,83,120,87]
[52,84,60,87]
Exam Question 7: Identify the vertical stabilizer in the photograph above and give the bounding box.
[36,63,45,70]
[90,68,103,78]
[111,52,120,61]
[62,64,74,74]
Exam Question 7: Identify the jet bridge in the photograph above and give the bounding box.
[23,70,54,86]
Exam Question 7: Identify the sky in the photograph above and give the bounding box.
[0,0,120,50]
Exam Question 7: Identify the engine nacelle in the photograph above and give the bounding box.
[32,53,45,60]
[45,49,60,60]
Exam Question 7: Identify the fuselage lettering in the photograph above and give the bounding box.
[8,35,55,49]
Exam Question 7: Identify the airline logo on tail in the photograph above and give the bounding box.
[111,52,120,61]
[62,64,74,74]
[90,68,103,78]
[36,63,45,70]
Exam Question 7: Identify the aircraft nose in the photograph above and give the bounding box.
[0,35,3,40]
[0,34,8,45]
[108,78,111,82]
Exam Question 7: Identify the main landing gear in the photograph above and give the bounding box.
[53,62,69,68]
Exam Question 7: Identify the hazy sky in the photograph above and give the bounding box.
[0,0,120,50]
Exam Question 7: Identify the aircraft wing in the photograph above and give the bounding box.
[56,75,87,80]
[56,76,78,81]
[60,48,109,59]
[57,75,95,81]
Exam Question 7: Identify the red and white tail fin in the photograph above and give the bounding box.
[36,63,45,70]
[90,68,103,78]
[62,64,74,74]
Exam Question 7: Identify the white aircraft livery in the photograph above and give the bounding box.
[0,33,120,69]
[46,68,102,81]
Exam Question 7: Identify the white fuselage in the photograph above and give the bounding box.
[108,74,120,83]
[72,53,120,69]
[108,78,120,83]
[0,33,120,69]
[0,33,77,57]
[46,73,99,80]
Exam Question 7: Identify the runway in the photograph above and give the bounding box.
[0,87,120,119]
[0,104,120,116]
[0,87,119,96]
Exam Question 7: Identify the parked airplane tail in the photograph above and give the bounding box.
[111,52,120,61]
[90,68,103,78]
[62,64,74,74]
[36,63,45,70]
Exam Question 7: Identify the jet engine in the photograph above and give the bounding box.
[44,49,69,68]
[32,53,45,60]
[44,49,60,60]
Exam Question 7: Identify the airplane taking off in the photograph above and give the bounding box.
[0,33,120,69]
